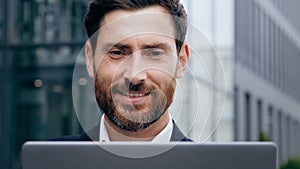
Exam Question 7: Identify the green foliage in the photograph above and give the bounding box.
[258,131,271,141]
[280,158,300,169]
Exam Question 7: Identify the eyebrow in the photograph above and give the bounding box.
[101,43,130,51]
[141,43,171,51]
[101,42,172,51]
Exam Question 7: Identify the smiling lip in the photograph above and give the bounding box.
[118,92,151,104]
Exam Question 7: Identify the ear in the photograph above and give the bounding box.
[176,43,190,79]
[85,40,95,78]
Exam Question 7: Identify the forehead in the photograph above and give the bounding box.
[97,5,176,45]
[101,5,172,27]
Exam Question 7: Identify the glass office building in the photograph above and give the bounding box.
[0,0,88,168]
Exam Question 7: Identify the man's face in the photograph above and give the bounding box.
[86,5,189,132]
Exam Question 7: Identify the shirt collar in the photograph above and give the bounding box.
[99,113,173,143]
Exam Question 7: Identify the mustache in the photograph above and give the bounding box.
[111,79,156,94]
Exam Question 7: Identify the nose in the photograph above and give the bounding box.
[123,51,147,85]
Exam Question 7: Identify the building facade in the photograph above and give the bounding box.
[235,0,300,163]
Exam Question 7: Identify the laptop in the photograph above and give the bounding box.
[22,142,277,169]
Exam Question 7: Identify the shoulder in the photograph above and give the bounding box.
[49,125,99,141]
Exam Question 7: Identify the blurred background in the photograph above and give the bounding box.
[1,0,300,168]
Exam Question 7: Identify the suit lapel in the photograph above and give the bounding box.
[78,123,100,141]
[170,120,191,141]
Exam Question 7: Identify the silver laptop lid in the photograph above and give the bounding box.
[22,142,277,169]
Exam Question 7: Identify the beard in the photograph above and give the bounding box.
[94,76,176,132]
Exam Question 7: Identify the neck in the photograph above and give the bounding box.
[104,112,170,141]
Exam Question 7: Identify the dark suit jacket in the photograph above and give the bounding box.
[52,120,193,142]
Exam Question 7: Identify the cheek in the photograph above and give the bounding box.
[95,60,118,81]
[94,66,114,96]
[161,57,179,76]
[97,56,129,81]
[149,71,175,87]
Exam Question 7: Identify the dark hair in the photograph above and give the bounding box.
[84,0,188,52]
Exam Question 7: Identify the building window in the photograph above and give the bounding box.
[245,92,251,141]
[278,111,282,162]
[257,99,263,134]
[268,105,273,140]
[234,87,239,141]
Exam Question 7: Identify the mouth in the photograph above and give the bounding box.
[122,92,150,98]
[117,91,151,104]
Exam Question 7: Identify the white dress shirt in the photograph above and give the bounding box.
[99,113,173,142]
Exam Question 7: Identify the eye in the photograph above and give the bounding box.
[150,51,163,56]
[145,49,165,59]
[108,49,126,59]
